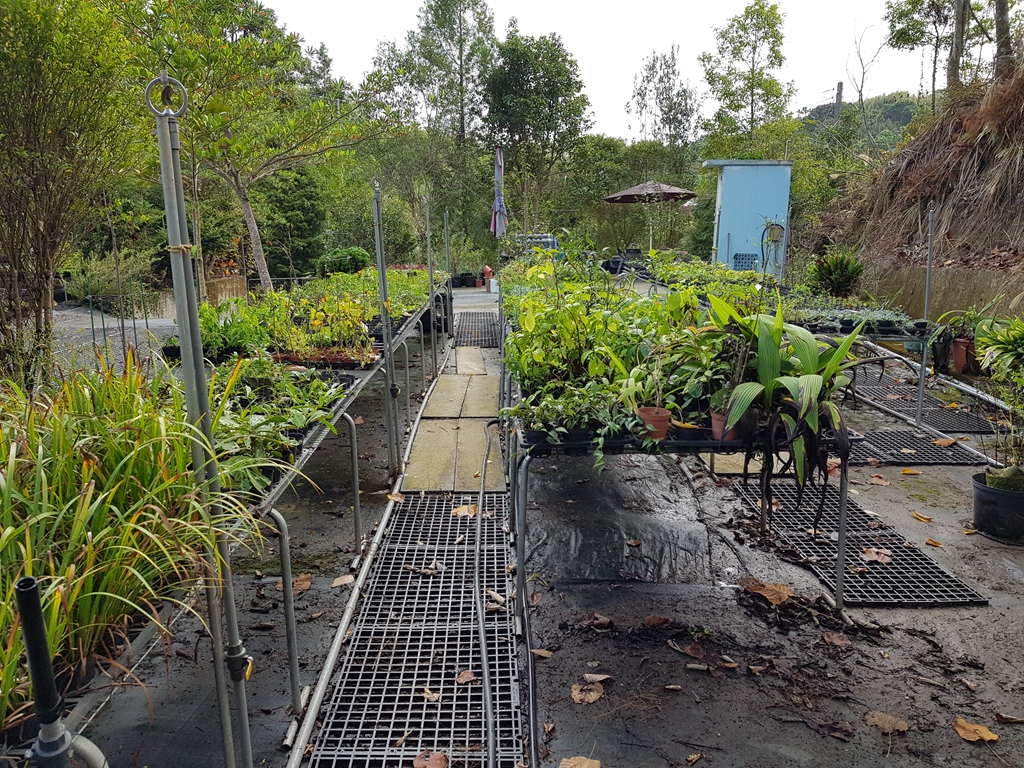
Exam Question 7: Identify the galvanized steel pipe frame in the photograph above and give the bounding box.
[264,509,303,716]
[476,420,501,768]
[283,341,455,768]
[425,198,439,378]
[148,73,249,768]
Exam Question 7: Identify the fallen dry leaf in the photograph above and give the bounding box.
[682,640,706,660]
[591,614,614,630]
[865,711,909,734]
[277,573,312,593]
[912,511,932,522]
[421,688,440,702]
[485,602,504,612]
[583,673,613,683]
[531,591,542,606]
[388,492,405,503]
[473,471,481,478]
[664,684,682,691]
[932,438,957,447]
[952,717,998,742]
[559,758,600,768]
[395,729,415,747]
[411,753,448,768]
[456,670,478,685]
[685,755,705,766]
[486,589,506,606]
[586,661,600,667]
[866,457,883,467]
[899,448,917,454]
[995,713,1024,724]
[866,474,891,486]
[543,722,556,737]
[964,528,978,535]
[643,614,669,627]
[862,547,893,564]
[626,539,642,547]
[570,682,604,704]
[822,631,851,648]
[332,574,355,588]
[902,468,922,475]
[745,582,795,606]
[885,393,902,400]
[530,649,553,658]
[452,504,478,517]
[353,415,364,425]
[685,663,709,671]
[925,538,943,547]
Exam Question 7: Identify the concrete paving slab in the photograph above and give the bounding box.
[421,374,469,419]
[462,375,500,418]
[456,346,487,375]
[454,420,504,492]
[403,418,460,490]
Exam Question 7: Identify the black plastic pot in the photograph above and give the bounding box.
[973,472,1024,544]
[161,345,181,361]
[562,427,591,456]
[877,320,895,330]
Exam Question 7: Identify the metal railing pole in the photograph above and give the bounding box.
[265,509,303,715]
[425,199,438,376]
[342,413,362,546]
[915,206,935,428]
[372,181,399,476]
[835,466,850,611]
[444,210,453,339]
[399,340,411,430]
[148,74,242,768]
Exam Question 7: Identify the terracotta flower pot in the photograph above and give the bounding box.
[710,412,740,441]
[637,406,671,441]
[952,338,978,374]
[475,278,484,287]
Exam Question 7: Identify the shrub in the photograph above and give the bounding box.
[316,246,373,276]
[807,247,864,298]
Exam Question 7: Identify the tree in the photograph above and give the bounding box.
[947,0,968,88]
[0,0,135,377]
[885,0,952,113]
[993,0,1014,78]
[116,0,396,291]
[374,0,497,243]
[699,0,794,136]
[484,22,592,233]
[255,167,327,277]
[627,45,701,147]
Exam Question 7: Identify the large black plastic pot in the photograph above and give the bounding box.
[973,472,1024,544]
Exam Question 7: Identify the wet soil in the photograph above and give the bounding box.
[521,445,1024,768]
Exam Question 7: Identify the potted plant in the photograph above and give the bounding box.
[938,299,1002,374]
[710,386,739,441]
[972,318,1024,541]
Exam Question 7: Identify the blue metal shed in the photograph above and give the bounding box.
[702,159,793,279]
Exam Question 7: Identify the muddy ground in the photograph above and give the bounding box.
[521,399,1024,768]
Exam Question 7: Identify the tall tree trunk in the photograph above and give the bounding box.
[947,0,967,90]
[994,0,1014,79]
[231,171,273,291]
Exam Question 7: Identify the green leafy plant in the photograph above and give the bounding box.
[316,246,373,276]
[807,247,864,298]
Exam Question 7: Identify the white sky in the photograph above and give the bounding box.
[267,0,926,139]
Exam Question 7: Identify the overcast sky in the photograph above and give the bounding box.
[267,0,926,139]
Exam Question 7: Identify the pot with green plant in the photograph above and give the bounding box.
[938,298,1003,374]
[971,318,1024,540]
[614,355,677,442]
[710,386,739,441]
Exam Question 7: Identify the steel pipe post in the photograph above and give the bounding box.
[835,465,850,612]
[444,210,453,339]
[425,199,439,377]
[265,509,303,716]
[515,455,533,625]
[148,74,240,768]
[399,341,411,430]
[342,413,362,547]
[372,182,399,476]
[915,206,935,428]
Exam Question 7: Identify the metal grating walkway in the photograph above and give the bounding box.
[454,313,500,348]
[855,386,1002,434]
[850,430,988,466]
[309,492,523,768]
[733,481,987,607]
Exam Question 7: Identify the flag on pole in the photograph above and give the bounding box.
[490,146,507,238]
